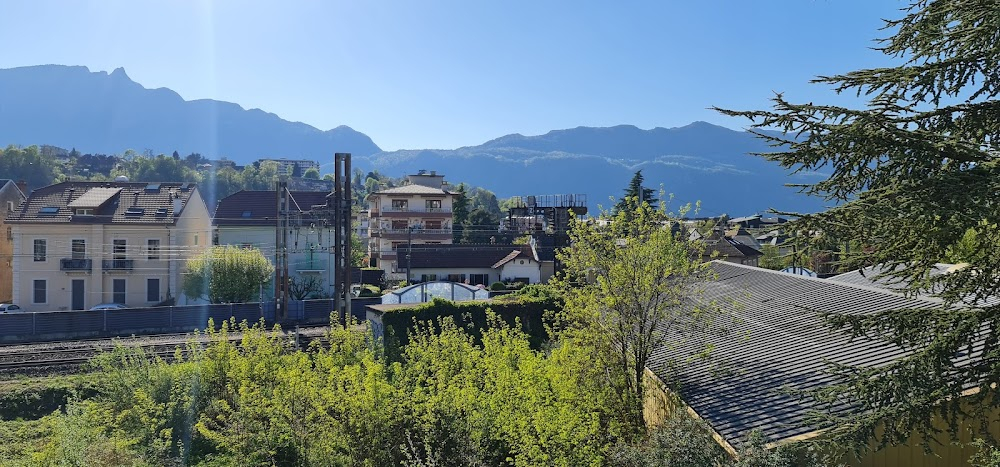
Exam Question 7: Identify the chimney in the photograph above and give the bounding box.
[15,180,27,194]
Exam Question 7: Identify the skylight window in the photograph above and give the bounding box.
[125,207,145,216]
[242,210,252,218]
[155,208,168,216]
[39,206,59,215]
[144,183,161,193]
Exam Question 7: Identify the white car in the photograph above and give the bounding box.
[0,304,22,313]
[89,303,127,311]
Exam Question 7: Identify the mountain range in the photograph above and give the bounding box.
[0,65,828,215]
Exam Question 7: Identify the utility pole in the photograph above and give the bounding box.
[406,226,413,285]
[275,177,290,322]
[330,153,352,327]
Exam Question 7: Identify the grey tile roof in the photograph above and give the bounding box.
[406,244,532,269]
[648,261,943,448]
[8,182,198,225]
[214,190,330,226]
[829,263,1000,308]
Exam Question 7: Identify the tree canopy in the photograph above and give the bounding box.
[614,170,656,214]
[718,0,1000,454]
[181,245,274,303]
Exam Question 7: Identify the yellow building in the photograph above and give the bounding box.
[0,180,26,303]
[7,181,211,311]
[645,261,995,466]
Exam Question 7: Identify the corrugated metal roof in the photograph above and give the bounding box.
[648,261,944,448]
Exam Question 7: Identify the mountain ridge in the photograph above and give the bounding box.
[0,64,381,160]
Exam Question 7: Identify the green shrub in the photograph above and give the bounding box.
[488,281,506,291]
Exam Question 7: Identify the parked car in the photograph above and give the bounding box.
[0,303,22,313]
[89,303,127,311]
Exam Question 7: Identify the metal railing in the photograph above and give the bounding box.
[102,259,135,271]
[60,258,92,271]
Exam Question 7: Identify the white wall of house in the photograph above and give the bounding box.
[499,258,541,284]
[216,224,336,299]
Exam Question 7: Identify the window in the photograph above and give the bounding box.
[113,239,127,260]
[147,239,161,260]
[71,239,86,260]
[75,208,94,216]
[391,241,406,251]
[194,233,199,246]
[425,220,442,230]
[6,201,13,212]
[5,227,10,241]
[391,199,408,210]
[469,274,489,286]
[113,279,126,305]
[391,220,408,230]
[33,280,46,304]
[33,239,46,261]
[147,278,160,302]
[447,274,465,282]
[420,274,437,282]
[425,199,441,210]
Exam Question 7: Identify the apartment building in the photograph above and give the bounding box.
[367,171,455,281]
[7,181,212,311]
[0,180,27,302]
[213,190,333,299]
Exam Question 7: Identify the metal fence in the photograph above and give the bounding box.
[0,298,380,344]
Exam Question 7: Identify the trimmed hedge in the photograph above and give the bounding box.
[379,295,560,362]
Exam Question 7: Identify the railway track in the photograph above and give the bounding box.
[0,325,335,376]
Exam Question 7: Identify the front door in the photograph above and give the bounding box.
[71,279,85,310]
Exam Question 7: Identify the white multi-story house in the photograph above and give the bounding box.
[214,190,334,299]
[7,181,212,311]
[367,171,455,281]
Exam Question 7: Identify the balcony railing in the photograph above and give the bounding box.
[296,258,326,273]
[102,259,135,271]
[379,206,449,214]
[60,258,92,272]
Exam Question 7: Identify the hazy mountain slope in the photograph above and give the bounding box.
[365,124,827,215]
[0,65,380,162]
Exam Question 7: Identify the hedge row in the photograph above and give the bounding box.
[379,295,560,362]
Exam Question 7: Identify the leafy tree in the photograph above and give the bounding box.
[182,246,274,303]
[557,198,720,428]
[614,170,656,214]
[460,208,501,244]
[302,167,320,179]
[610,410,727,467]
[451,183,470,242]
[0,145,58,190]
[717,0,1000,455]
[757,244,788,271]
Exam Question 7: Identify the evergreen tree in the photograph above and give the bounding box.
[615,170,656,213]
[717,0,1000,454]
[452,183,470,243]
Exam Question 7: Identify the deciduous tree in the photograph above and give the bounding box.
[182,245,274,303]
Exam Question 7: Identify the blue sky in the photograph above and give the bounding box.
[2,1,906,151]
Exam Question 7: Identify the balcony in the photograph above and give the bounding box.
[102,259,134,272]
[374,207,451,218]
[60,258,92,272]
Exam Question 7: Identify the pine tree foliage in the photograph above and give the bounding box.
[717,0,1000,454]
[615,170,657,214]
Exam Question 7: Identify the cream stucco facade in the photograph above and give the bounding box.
[10,185,211,311]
